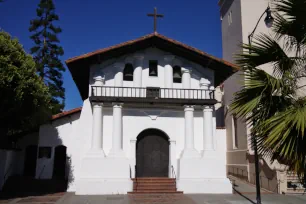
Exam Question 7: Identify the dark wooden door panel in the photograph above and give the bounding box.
[24,145,38,177]
[136,131,169,177]
[52,145,66,179]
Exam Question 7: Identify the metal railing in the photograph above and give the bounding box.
[134,165,138,191]
[287,171,306,193]
[91,86,215,100]
[228,166,281,193]
[171,165,177,187]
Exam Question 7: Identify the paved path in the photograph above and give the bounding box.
[56,192,306,204]
[1,178,306,204]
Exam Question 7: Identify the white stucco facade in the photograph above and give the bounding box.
[31,48,232,194]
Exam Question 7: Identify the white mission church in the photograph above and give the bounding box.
[0,32,239,195]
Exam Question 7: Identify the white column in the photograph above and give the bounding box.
[133,54,144,87]
[182,69,191,88]
[91,102,105,156]
[182,69,191,99]
[200,78,210,99]
[114,63,124,97]
[109,103,125,157]
[130,139,137,178]
[169,140,177,178]
[181,106,199,158]
[92,76,105,96]
[133,54,144,97]
[164,55,175,88]
[114,63,124,87]
[203,105,214,152]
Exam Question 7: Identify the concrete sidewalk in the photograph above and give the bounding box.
[57,192,306,204]
[1,178,306,204]
[57,178,306,204]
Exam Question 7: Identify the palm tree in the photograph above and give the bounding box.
[230,0,306,181]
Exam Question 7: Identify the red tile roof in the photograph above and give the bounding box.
[66,32,239,100]
[66,32,238,70]
[52,107,82,120]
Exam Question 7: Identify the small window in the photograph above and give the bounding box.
[228,11,232,25]
[123,63,133,81]
[173,66,182,83]
[38,147,52,158]
[232,114,238,148]
[149,60,158,76]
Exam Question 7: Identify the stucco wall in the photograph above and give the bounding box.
[89,48,215,91]
[35,47,229,192]
[0,132,38,190]
[220,0,289,192]
[36,113,80,183]
[220,0,249,173]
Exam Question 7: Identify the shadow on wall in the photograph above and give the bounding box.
[216,106,225,127]
[0,118,75,199]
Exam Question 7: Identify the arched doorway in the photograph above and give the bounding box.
[23,145,38,177]
[52,145,66,179]
[136,129,169,177]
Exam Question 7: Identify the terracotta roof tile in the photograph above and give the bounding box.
[66,32,239,71]
[66,32,239,100]
[52,107,82,120]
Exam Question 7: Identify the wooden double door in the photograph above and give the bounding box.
[136,129,169,177]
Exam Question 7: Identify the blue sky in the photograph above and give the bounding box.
[0,0,222,111]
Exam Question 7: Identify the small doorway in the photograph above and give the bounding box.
[24,145,38,177]
[136,129,169,177]
[52,145,66,179]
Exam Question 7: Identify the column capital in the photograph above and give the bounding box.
[112,102,124,108]
[93,76,105,86]
[181,68,192,74]
[209,86,215,91]
[203,105,213,112]
[92,102,103,108]
[164,55,175,62]
[200,78,210,87]
[184,105,194,112]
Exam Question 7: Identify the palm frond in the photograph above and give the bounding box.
[230,69,285,119]
[237,34,302,77]
[273,0,306,48]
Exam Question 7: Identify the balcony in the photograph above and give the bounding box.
[90,86,217,106]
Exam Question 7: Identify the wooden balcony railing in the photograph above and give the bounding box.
[91,86,215,100]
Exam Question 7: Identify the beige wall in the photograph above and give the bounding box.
[220,0,249,172]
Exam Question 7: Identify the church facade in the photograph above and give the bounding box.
[1,33,238,195]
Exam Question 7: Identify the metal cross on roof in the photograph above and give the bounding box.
[147,7,164,32]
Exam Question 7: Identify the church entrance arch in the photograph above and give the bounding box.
[136,129,169,177]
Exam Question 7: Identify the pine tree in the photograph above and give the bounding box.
[29,0,65,114]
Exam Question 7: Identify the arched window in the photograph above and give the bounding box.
[173,66,182,83]
[123,63,133,81]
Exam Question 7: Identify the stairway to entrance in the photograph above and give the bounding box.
[128,177,183,194]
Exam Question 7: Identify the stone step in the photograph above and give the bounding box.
[128,190,183,194]
[132,179,176,183]
[132,177,175,180]
[129,194,184,198]
[134,186,177,190]
[133,183,176,187]
[130,177,182,194]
